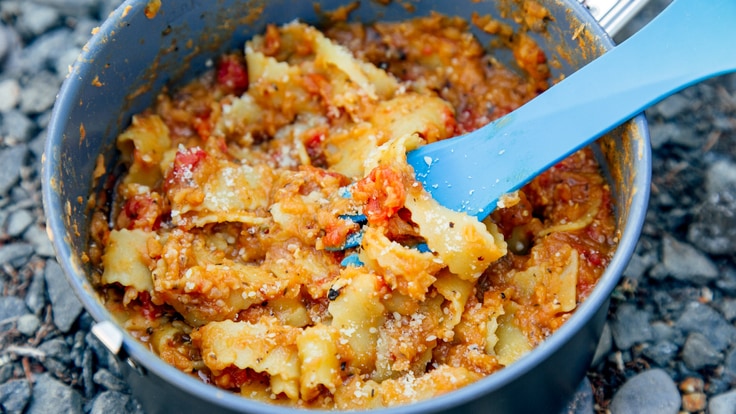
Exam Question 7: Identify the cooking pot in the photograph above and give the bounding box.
[42,0,650,412]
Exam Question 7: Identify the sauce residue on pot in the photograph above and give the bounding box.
[144,0,161,20]
[87,12,616,409]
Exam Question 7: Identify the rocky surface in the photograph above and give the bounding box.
[0,0,734,413]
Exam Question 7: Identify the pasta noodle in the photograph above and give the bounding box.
[88,12,618,409]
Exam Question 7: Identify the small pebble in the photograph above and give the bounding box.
[681,392,706,413]
[89,391,133,414]
[681,332,722,371]
[0,144,29,195]
[660,235,719,285]
[0,78,21,112]
[0,296,29,323]
[653,94,691,119]
[31,0,99,16]
[641,340,679,367]
[16,313,41,337]
[25,373,83,414]
[24,266,46,314]
[45,259,85,332]
[716,298,736,322]
[705,160,736,196]
[722,347,736,382]
[564,377,594,414]
[19,70,61,114]
[24,225,55,258]
[16,2,60,38]
[592,323,612,367]
[0,378,31,414]
[676,301,736,352]
[709,389,736,414]
[93,369,128,392]
[678,377,704,394]
[6,208,34,237]
[0,110,36,143]
[609,369,681,414]
[38,337,71,363]
[610,303,653,350]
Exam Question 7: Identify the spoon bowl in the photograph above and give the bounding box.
[408,0,736,218]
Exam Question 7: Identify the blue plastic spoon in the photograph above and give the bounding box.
[407,0,736,218]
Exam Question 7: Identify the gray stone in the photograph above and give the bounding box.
[653,94,691,119]
[19,70,60,114]
[650,321,677,342]
[89,391,133,414]
[0,110,35,143]
[41,356,69,377]
[82,347,94,398]
[592,323,612,367]
[687,189,736,255]
[25,373,82,414]
[717,298,736,322]
[649,122,699,149]
[609,369,680,414]
[0,365,13,385]
[675,301,736,352]
[16,2,60,38]
[71,18,98,47]
[706,159,736,197]
[647,262,668,281]
[38,337,71,363]
[648,122,676,149]
[0,378,31,414]
[54,47,81,76]
[101,0,127,21]
[0,22,21,67]
[29,130,47,160]
[0,23,10,63]
[45,259,84,332]
[717,267,736,296]
[6,28,71,76]
[0,295,29,323]
[709,390,736,414]
[723,347,736,382]
[5,209,34,237]
[0,144,28,195]
[93,369,127,392]
[0,242,34,268]
[623,251,656,281]
[564,377,594,414]
[681,332,722,371]
[23,224,55,257]
[0,78,21,112]
[610,303,653,350]
[16,313,41,337]
[642,341,679,367]
[31,0,98,16]
[660,235,718,284]
[25,266,46,314]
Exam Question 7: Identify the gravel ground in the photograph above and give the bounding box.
[1,0,736,413]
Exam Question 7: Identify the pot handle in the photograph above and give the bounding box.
[91,321,147,376]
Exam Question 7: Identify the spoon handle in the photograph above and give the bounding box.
[408,0,736,217]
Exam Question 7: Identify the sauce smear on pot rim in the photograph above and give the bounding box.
[87,13,617,409]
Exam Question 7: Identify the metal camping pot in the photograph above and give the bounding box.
[42,0,650,412]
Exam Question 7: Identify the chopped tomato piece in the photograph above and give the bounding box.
[118,193,161,231]
[168,147,206,185]
[322,219,360,250]
[353,165,406,225]
[138,291,164,320]
[216,54,249,95]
